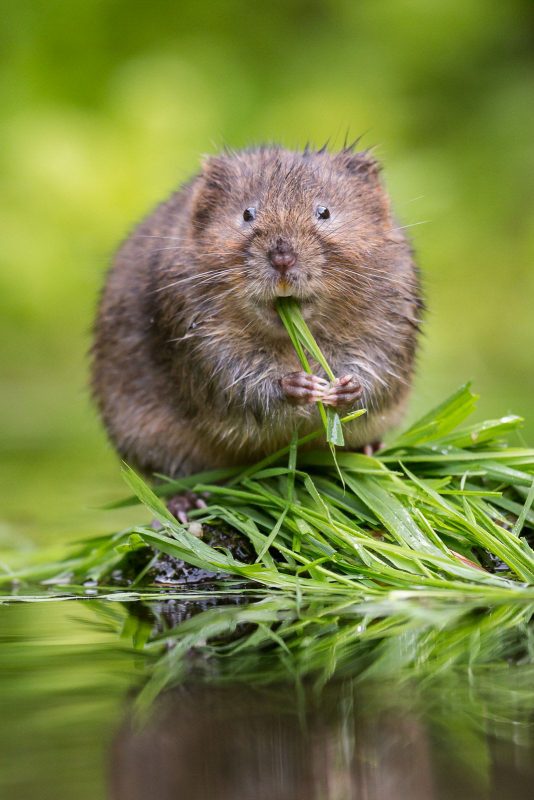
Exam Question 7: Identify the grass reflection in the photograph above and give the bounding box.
[104,591,534,797]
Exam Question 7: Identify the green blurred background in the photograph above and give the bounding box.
[1,0,533,555]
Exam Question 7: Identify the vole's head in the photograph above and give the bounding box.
[188,146,408,331]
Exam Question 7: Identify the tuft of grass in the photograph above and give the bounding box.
[1,385,533,600]
[1,298,533,604]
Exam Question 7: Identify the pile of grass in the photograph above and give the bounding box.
[2,383,533,599]
[1,299,533,600]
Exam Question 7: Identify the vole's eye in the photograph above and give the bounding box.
[243,207,256,222]
[316,206,330,220]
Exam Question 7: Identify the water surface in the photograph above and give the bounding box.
[1,596,533,799]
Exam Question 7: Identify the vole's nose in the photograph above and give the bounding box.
[269,239,297,275]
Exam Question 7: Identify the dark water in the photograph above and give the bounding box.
[1,599,533,800]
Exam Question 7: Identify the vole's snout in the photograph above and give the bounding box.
[268,238,297,276]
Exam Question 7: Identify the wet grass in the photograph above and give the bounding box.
[1,384,533,601]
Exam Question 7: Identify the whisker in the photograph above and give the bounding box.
[153,267,246,293]
[391,220,429,231]
[132,234,187,242]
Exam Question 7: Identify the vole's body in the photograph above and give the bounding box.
[91,146,422,477]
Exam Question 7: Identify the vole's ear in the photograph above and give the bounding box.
[336,148,392,223]
[334,149,382,184]
[191,155,237,229]
[199,154,237,190]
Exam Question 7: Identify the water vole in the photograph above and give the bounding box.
[91,145,423,476]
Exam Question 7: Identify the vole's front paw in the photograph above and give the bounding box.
[280,371,328,405]
[321,374,363,408]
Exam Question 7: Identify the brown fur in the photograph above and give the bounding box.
[91,146,423,477]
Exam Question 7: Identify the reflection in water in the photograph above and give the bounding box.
[108,594,534,800]
[0,596,533,799]
[111,680,533,800]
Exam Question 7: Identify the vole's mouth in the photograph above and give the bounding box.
[274,280,294,297]
[254,296,314,327]
[253,285,314,306]
[249,275,315,323]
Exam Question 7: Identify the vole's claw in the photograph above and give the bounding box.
[281,371,328,405]
[167,491,208,524]
[321,374,363,408]
[363,441,383,456]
